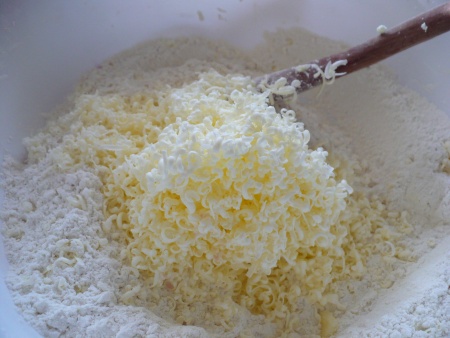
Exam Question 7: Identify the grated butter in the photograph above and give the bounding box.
[48,70,406,334]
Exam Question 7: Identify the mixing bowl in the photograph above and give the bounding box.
[1,1,449,337]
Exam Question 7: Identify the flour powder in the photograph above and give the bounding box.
[1,28,450,338]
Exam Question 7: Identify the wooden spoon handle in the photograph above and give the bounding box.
[257,2,450,93]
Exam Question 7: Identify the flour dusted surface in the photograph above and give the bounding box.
[2,29,450,338]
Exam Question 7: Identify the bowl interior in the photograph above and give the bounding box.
[1,1,449,336]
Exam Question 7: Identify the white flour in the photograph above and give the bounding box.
[1,28,450,337]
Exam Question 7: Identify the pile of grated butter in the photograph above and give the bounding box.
[37,69,408,336]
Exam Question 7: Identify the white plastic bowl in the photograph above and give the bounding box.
[1,1,449,336]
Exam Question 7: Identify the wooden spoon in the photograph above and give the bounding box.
[256,2,450,94]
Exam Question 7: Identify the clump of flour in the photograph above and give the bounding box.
[1,28,450,337]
